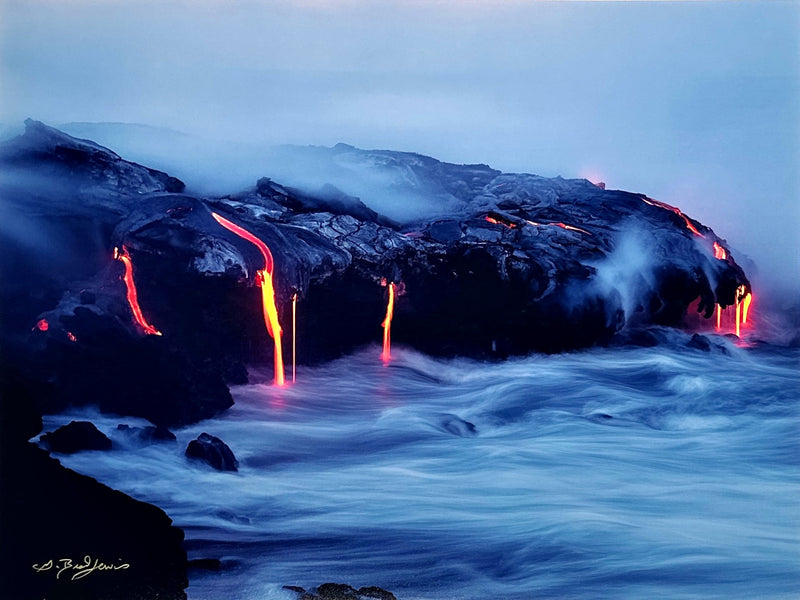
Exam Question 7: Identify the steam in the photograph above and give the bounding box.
[590,226,660,328]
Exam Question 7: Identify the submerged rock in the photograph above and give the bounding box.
[41,420,112,453]
[185,433,239,471]
[283,583,398,600]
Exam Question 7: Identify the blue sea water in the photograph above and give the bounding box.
[43,334,800,600]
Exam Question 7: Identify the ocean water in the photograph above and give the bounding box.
[43,334,799,600]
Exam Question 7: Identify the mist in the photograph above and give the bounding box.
[1,0,798,299]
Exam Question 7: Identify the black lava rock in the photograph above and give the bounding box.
[41,420,112,453]
[0,374,188,600]
[185,433,239,471]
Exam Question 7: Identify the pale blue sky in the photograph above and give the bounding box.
[1,0,798,296]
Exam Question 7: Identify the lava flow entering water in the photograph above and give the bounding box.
[381,281,396,363]
[714,285,753,338]
[114,246,162,336]
[211,212,285,386]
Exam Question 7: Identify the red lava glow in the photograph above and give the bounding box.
[642,197,704,237]
[522,218,591,235]
[67,331,77,342]
[114,246,162,336]
[742,292,753,324]
[292,293,297,384]
[34,318,49,332]
[381,281,396,363]
[713,242,727,260]
[713,286,752,337]
[551,222,592,235]
[211,212,285,386]
[485,215,518,228]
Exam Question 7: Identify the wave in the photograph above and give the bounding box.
[41,337,800,600]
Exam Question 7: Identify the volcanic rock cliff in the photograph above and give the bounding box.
[1,120,750,425]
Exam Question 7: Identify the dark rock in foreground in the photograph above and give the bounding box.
[0,366,188,600]
[185,433,239,471]
[283,583,398,600]
[41,420,112,453]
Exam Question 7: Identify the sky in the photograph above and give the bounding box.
[1,0,798,298]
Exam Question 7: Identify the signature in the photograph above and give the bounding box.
[32,556,130,581]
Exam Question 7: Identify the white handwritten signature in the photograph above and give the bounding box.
[32,556,130,581]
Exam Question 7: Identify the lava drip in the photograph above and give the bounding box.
[381,281,396,363]
[714,285,752,337]
[114,246,162,336]
[211,212,285,386]
[713,242,727,260]
[292,293,297,384]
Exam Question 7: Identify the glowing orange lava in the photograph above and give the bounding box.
[35,318,49,332]
[742,292,752,324]
[211,212,285,386]
[713,242,727,260]
[485,215,517,228]
[550,222,592,235]
[292,292,297,384]
[381,281,396,363]
[114,246,162,336]
[714,286,752,337]
[642,197,704,237]
[67,331,77,342]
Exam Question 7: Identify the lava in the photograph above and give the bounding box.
[485,215,517,228]
[34,318,49,332]
[742,292,753,324]
[713,286,752,337]
[550,222,592,235]
[211,212,285,386]
[292,292,297,384]
[713,242,727,260]
[642,197,704,237]
[381,281,396,363]
[114,246,162,336]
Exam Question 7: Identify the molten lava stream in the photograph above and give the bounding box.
[115,246,162,336]
[211,212,285,386]
[292,293,297,384]
[381,282,396,363]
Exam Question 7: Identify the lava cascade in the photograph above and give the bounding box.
[381,281,396,363]
[114,246,162,336]
[211,212,285,386]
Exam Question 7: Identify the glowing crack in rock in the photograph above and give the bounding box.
[114,246,162,336]
[484,213,591,235]
[381,280,396,363]
[485,215,518,228]
[641,197,704,237]
[713,242,727,260]
[211,212,285,386]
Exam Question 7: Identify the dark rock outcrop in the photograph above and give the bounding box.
[185,433,238,471]
[0,121,752,427]
[0,365,188,600]
[41,420,112,453]
[283,583,398,600]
